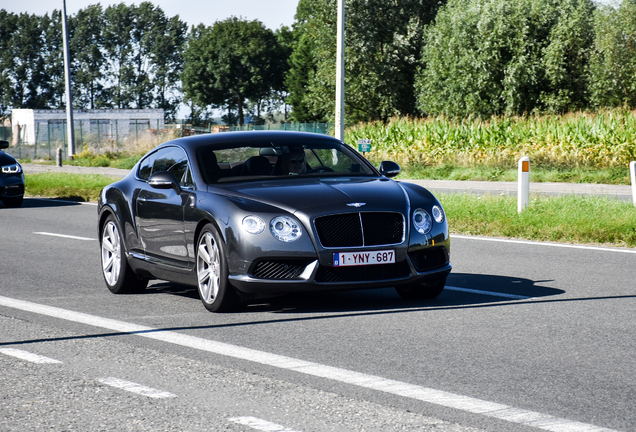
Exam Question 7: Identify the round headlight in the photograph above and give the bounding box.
[270,216,302,242]
[413,209,432,234]
[432,205,444,224]
[242,215,265,234]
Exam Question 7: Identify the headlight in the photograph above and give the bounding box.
[270,216,302,242]
[413,209,432,234]
[432,205,444,224]
[1,163,21,174]
[242,215,265,234]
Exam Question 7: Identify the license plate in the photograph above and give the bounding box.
[333,250,395,267]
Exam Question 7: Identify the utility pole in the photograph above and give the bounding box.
[335,0,345,141]
[62,0,75,159]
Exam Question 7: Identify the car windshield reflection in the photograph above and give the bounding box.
[196,142,378,184]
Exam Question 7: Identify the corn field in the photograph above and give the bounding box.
[345,109,636,169]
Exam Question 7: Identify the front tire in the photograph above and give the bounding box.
[396,276,447,300]
[196,224,239,312]
[100,215,147,294]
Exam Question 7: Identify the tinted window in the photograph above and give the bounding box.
[153,147,190,186]
[137,152,156,181]
[139,146,191,186]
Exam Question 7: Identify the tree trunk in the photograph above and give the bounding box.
[238,94,244,126]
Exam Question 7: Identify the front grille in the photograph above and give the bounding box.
[315,260,411,283]
[408,247,448,272]
[315,212,404,248]
[251,260,309,280]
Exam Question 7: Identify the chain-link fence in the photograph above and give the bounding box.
[1,121,332,160]
[4,119,178,160]
[230,123,332,134]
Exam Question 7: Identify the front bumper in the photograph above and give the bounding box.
[0,174,25,198]
[228,246,451,294]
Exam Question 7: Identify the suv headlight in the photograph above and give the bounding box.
[1,163,21,174]
[270,216,302,242]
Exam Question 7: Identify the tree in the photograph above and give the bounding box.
[70,4,107,109]
[103,3,135,108]
[41,10,66,109]
[151,13,188,121]
[182,17,287,125]
[287,0,443,123]
[416,0,595,118]
[589,0,636,108]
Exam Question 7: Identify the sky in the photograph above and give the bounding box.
[1,0,301,30]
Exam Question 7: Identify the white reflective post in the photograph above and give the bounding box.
[630,161,636,206]
[518,156,530,213]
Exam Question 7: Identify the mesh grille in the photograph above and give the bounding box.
[315,212,404,248]
[315,260,411,283]
[408,248,448,272]
[251,260,309,280]
[361,212,404,246]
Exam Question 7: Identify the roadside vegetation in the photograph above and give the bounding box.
[349,109,636,185]
[440,193,636,248]
[24,173,115,202]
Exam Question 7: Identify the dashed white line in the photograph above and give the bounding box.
[0,347,62,364]
[0,295,619,432]
[33,232,95,241]
[445,286,531,300]
[451,234,636,254]
[228,416,302,432]
[97,377,176,398]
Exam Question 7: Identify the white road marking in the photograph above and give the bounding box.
[228,416,302,432]
[451,234,636,254]
[97,377,176,398]
[0,295,618,432]
[33,232,95,241]
[0,347,62,364]
[445,286,531,300]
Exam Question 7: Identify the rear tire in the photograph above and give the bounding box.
[100,215,147,294]
[196,224,239,312]
[2,197,23,207]
[396,276,447,300]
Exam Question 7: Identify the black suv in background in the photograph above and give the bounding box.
[0,140,24,207]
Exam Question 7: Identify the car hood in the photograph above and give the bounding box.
[212,177,409,216]
[0,151,17,166]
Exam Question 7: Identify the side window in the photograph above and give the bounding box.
[138,152,156,181]
[152,147,190,186]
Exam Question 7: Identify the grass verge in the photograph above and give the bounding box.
[25,173,117,202]
[440,193,636,247]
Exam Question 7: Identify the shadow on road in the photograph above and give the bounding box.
[143,272,564,315]
[3,197,88,208]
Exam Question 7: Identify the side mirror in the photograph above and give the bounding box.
[148,171,181,194]
[0,140,9,150]
[379,161,401,178]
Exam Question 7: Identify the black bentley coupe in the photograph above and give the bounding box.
[97,131,451,312]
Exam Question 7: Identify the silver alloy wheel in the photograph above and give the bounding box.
[101,220,122,287]
[197,231,221,304]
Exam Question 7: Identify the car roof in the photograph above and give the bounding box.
[156,131,343,152]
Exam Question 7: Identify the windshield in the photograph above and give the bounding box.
[196,141,377,184]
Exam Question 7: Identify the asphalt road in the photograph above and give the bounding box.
[0,198,635,432]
